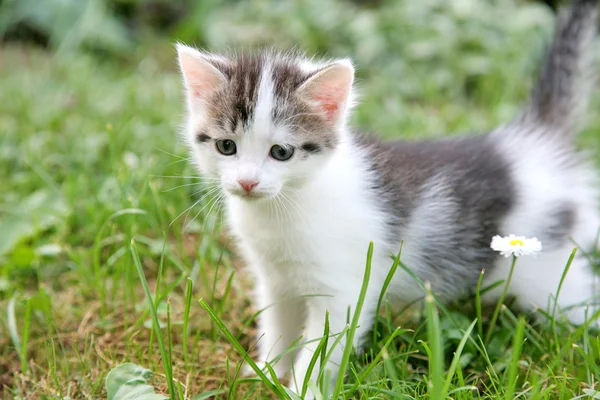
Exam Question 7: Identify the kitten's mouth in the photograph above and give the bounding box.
[228,189,271,201]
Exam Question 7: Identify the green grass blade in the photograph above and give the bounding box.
[7,297,22,363]
[20,297,32,374]
[501,306,544,352]
[301,311,329,397]
[350,326,407,393]
[198,298,288,399]
[130,238,177,400]
[504,316,525,400]
[475,268,485,340]
[424,281,444,399]
[551,248,577,347]
[183,277,193,370]
[442,319,477,397]
[149,233,168,360]
[332,241,374,398]
[486,255,518,344]
[373,243,402,346]
[94,208,147,316]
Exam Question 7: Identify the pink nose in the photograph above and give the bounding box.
[237,179,259,193]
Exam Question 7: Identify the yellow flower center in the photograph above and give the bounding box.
[509,239,524,246]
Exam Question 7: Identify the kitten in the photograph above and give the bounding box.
[176,0,599,396]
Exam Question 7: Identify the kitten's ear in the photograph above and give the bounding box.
[298,60,355,124]
[176,44,227,104]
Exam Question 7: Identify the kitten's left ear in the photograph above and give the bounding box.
[298,60,355,125]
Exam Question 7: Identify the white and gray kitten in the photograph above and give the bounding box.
[176,0,599,395]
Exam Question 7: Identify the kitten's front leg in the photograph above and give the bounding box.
[289,291,378,397]
[248,276,305,379]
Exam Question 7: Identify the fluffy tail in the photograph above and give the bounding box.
[519,0,598,134]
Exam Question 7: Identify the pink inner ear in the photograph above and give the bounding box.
[312,84,346,121]
[179,51,224,101]
[187,69,220,100]
[314,94,340,120]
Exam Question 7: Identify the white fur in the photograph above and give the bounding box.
[227,136,392,391]
[487,124,600,324]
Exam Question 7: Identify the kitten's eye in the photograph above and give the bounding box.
[270,145,294,161]
[216,139,237,156]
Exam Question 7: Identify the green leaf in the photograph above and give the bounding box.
[583,389,600,399]
[105,363,168,400]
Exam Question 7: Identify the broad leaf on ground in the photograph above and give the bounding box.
[105,363,167,400]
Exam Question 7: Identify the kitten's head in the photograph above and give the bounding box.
[176,45,355,201]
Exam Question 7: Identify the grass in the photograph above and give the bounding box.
[1,0,600,398]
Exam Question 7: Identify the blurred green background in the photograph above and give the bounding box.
[1,0,562,138]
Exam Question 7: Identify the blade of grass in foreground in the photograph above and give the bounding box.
[504,316,525,400]
[199,298,289,399]
[349,326,407,393]
[551,248,577,349]
[300,312,329,398]
[183,277,193,370]
[486,255,518,344]
[424,281,444,400]
[475,268,485,340]
[7,297,22,367]
[373,244,402,346]
[95,208,147,316]
[20,297,32,374]
[131,238,177,400]
[441,319,477,397]
[149,233,168,360]
[332,241,374,399]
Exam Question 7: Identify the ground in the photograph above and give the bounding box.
[1,0,600,398]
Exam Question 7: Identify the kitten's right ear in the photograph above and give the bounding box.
[176,44,227,104]
[297,60,354,126]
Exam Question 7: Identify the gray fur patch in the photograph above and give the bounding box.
[543,203,576,246]
[358,133,515,296]
[199,51,339,150]
[212,53,263,131]
[301,142,321,154]
[196,132,211,143]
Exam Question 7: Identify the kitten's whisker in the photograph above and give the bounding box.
[200,192,225,235]
[162,182,208,193]
[283,123,318,136]
[170,198,203,228]
[279,190,310,231]
[277,194,293,227]
[183,189,223,232]
[171,186,221,228]
[268,195,280,225]
[153,147,189,161]
[189,183,220,198]
[150,174,203,179]
[276,194,286,226]
[278,111,322,125]
[163,158,195,167]
[150,174,221,185]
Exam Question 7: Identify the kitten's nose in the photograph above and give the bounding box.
[237,179,259,193]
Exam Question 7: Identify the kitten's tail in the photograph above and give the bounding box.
[518,0,598,135]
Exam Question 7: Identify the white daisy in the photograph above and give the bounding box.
[490,234,542,257]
